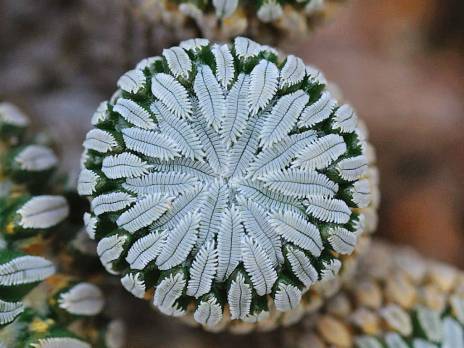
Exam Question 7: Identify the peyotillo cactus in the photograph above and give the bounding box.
[285,241,464,348]
[0,103,125,348]
[135,0,345,42]
[0,102,68,326]
[79,36,378,331]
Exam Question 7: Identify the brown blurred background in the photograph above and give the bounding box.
[1,1,463,346]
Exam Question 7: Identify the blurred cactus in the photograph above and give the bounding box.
[0,103,125,347]
[132,0,346,43]
[285,241,464,348]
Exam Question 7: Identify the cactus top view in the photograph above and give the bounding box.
[135,0,346,42]
[79,36,379,331]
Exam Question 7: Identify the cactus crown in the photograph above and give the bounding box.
[79,37,373,327]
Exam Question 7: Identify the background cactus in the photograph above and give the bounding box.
[79,36,379,331]
[133,0,346,43]
[0,103,125,347]
[284,241,464,348]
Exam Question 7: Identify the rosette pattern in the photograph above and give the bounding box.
[79,37,378,330]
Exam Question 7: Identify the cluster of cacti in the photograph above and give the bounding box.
[78,36,379,331]
[0,103,124,347]
[134,0,345,42]
[285,241,464,348]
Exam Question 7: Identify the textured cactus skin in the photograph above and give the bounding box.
[0,104,125,348]
[283,241,464,348]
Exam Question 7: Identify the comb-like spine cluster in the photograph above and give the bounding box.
[79,37,379,331]
[0,103,125,348]
[285,241,464,348]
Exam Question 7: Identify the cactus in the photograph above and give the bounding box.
[78,37,379,331]
[0,103,125,347]
[133,0,346,42]
[285,241,464,348]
